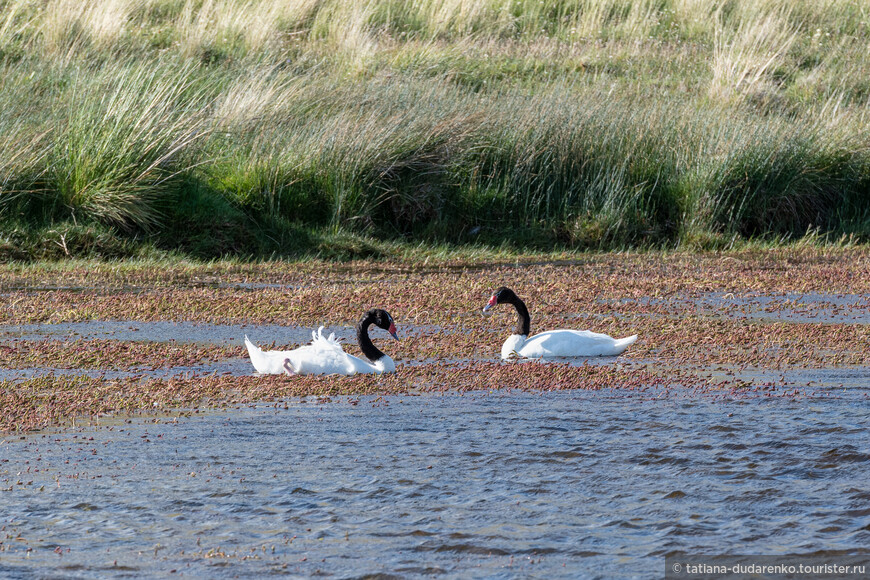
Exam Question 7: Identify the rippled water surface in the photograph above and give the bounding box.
[2,286,868,578]
[2,388,869,579]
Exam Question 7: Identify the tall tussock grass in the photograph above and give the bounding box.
[0,0,868,259]
[50,64,210,232]
[1,62,210,234]
[694,122,866,238]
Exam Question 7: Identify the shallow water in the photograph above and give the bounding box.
[1,287,868,577]
[2,320,315,346]
[614,292,870,324]
[2,388,869,579]
[0,320,452,381]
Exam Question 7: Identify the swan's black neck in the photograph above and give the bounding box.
[508,295,531,336]
[357,317,386,362]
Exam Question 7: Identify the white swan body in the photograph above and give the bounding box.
[245,309,399,376]
[245,328,394,375]
[485,287,638,360]
[501,330,638,360]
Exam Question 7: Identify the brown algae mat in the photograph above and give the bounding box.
[1,247,868,432]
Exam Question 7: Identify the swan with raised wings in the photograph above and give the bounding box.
[245,309,398,375]
[483,287,637,359]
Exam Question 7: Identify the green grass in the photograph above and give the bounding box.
[0,0,868,261]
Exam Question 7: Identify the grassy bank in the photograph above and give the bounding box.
[0,0,868,260]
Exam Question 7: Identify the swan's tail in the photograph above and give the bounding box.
[244,335,268,374]
[612,334,638,354]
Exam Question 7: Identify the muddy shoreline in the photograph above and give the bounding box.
[2,249,868,432]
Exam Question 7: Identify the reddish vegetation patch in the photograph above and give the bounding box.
[0,248,867,432]
[0,363,677,432]
[0,340,238,370]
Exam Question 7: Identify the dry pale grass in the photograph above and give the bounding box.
[175,0,320,55]
[710,9,798,103]
[38,0,142,56]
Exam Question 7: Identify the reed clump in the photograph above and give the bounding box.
[0,0,867,259]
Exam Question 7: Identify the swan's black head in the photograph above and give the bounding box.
[362,308,399,340]
[483,286,517,312]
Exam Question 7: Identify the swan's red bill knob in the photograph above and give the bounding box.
[388,322,399,340]
[483,294,497,312]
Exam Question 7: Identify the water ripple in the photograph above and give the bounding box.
[1,390,868,578]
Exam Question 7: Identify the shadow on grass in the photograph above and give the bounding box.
[1,171,867,262]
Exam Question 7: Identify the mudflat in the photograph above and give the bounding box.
[1,248,868,432]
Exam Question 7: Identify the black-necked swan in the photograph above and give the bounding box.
[483,287,637,359]
[244,309,399,375]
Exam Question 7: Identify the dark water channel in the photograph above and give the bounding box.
[2,320,314,347]
[612,292,870,324]
[2,388,869,579]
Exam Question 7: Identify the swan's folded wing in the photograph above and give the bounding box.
[519,329,635,357]
[517,330,589,357]
[291,339,378,375]
[310,327,343,349]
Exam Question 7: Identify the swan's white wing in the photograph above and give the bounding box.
[288,345,353,375]
[286,328,357,375]
[286,328,388,375]
[309,327,395,374]
[517,329,637,358]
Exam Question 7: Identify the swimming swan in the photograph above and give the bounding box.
[483,287,637,359]
[245,309,398,375]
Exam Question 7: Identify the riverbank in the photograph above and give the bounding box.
[1,0,868,260]
[1,247,867,432]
